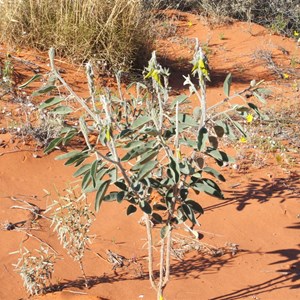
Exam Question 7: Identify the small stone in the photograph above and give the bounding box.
[232,163,239,170]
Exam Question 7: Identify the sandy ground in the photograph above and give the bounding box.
[0,10,299,300]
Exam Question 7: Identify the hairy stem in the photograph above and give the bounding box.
[145,213,157,291]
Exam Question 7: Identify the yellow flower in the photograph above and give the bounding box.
[187,21,193,27]
[240,136,247,143]
[176,148,182,160]
[282,73,289,79]
[246,113,253,123]
[294,30,299,37]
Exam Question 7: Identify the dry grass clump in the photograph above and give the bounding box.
[0,0,154,71]
[198,0,300,36]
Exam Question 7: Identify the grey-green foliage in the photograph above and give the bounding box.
[199,0,300,36]
[30,44,268,299]
[49,190,94,262]
[13,246,56,296]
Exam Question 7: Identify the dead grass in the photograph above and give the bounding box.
[0,0,155,71]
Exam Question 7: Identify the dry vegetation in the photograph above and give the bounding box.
[0,1,299,299]
[0,0,299,72]
[0,0,155,70]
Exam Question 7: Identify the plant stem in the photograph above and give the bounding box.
[48,48,98,124]
[163,227,172,287]
[145,213,157,291]
[79,259,89,288]
[158,236,165,299]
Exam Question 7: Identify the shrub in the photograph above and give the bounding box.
[198,0,300,36]
[13,246,56,296]
[26,44,267,299]
[0,0,154,70]
[49,187,95,287]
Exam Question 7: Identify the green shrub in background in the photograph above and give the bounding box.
[199,0,300,36]
[0,0,154,71]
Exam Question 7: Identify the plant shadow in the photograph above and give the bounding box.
[170,252,237,279]
[205,171,300,212]
[211,246,300,300]
[46,251,238,294]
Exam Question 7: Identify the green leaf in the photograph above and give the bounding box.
[193,179,224,199]
[131,149,159,171]
[82,172,92,190]
[118,128,133,138]
[149,178,162,189]
[79,116,90,143]
[152,213,163,224]
[206,148,235,164]
[165,188,174,209]
[139,127,159,136]
[39,97,63,109]
[73,163,91,177]
[180,188,188,201]
[127,204,137,216]
[51,106,73,115]
[123,140,144,149]
[137,160,158,180]
[114,180,128,191]
[139,200,152,214]
[180,138,197,149]
[117,191,125,203]
[256,88,271,96]
[179,160,194,175]
[138,149,159,165]
[65,153,89,166]
[103,192,119,202]
[169,157,180,184]
[197,127,208,151]
[95,180,111,212]
[248,102,262,118]
[176,207,187,223]
[19,74,42,89]
[121,140,156,162]
[232,120,246,136]
[178,113,198,127]
[253,91,266,104]
[170,94,188,109]
[223,73,232,97]
[203,167,226,182]
[182,203,197,224]
[90,160,99,188]
[132,116,152,129]
[108,167,117,183]
[153,203,167,211]
[44,137,63,154]
[236,105,250,113]
[62,131,77,146]
[185,200,204,214]
[32,85,56,96]
[55,150,81,161]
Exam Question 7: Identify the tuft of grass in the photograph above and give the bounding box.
[0,0,154,71]
[198,0,300,37]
